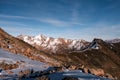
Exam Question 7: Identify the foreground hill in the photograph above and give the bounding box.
[0,48,48,73]
[0,49,110,80]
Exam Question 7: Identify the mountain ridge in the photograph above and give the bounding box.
[17,34,89,53]
[18,34,120,54]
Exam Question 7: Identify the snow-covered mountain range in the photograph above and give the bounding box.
[18,34,89,53]
[105,38,120,43]
[18,34,120,53]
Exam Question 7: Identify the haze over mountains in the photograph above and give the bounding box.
[0,28,120,79]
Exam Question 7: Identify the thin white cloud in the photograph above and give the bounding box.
[1,27,37,32]
[1,26,44,36]
[0,14,84,27]
[71,3,80,22]
[38,18,84,27]
[0,20,28,27]
[0,14,28,19]
[39,18,67,26]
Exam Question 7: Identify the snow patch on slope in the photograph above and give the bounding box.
[0,48,48,73]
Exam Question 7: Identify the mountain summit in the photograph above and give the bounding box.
[18,34,89,53]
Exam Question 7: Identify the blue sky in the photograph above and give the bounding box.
[0,0,120,41]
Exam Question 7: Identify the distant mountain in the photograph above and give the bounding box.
[17,34,89,53]
[105,38,120,43]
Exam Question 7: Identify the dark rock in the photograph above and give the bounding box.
[62,77,78,80]
[36,75,50,80]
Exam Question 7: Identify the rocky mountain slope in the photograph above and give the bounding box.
[0,49,110,80]
[0,48,48,72]
[52,39,120,79]
[0,28,120,79]
[0,28,62,66]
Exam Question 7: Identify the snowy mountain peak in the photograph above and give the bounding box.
[89,39,100,49]
[18,34,89,53]
[35,34,47,40]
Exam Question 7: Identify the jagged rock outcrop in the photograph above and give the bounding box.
[89,68,105,76]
